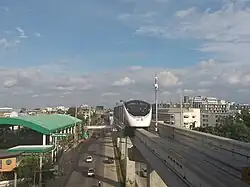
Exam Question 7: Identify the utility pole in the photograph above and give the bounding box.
[154,74,159,132]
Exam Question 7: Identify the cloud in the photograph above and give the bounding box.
[101,92,120,97]
[119,0,250,64]
[174,7,197,18]
[0,6,9,12]
[16,27,28,39]
[1,0,250,107]
[112,77,135,86]
[1,57,250,107]
[0,38,20,50]
[34,33,41,37]
[129,66,143,71]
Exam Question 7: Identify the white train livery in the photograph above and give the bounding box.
[114,100,152,128]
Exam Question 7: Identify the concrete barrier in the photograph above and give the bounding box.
[156,121,250,159]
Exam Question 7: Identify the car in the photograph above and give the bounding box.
[86,156,93,163]
[87,168,95,177]
[105,158,113,164]
[106,132,111,136]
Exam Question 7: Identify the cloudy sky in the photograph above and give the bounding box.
[0,0,250,108]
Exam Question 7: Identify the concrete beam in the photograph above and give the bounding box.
[126,156,136,187]
[128,146,145,162]
[147,164,167,187]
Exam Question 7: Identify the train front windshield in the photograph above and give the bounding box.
[124,100,151,116]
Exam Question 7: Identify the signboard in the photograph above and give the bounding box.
[0,157,17,172]
[51,133,68,137]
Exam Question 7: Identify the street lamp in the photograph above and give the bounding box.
[154,75,159,132]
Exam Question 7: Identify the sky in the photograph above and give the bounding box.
[1,0,250,108]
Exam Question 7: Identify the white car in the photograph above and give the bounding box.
[87,168,95,177]
[86,156,93,163]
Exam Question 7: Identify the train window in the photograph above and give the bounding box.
[124,100,151,116]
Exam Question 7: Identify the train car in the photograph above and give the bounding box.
[114,100,152,128]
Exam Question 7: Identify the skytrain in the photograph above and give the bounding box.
[114,100,152,128]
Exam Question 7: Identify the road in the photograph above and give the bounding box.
[65,135,120,187]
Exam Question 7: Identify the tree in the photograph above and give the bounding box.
[221,122,250,142]
[20,108,27,113]
[67,107,77,117]
[194,111,250,142]
[237,109,250,128]
[17,155,40,183]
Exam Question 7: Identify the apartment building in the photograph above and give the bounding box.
[152,107,201,128]
[184,96,233,127]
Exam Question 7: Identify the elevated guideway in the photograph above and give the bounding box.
[127,121,250,187]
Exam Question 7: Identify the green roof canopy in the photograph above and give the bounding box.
[8,145,54,154]
[0,114,82,135]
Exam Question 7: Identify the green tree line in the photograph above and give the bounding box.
[193,109,250,142]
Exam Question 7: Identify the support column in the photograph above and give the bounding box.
[39,134,46,187]
[49,135,54,163]
[116,137,120,149]
[147,164,167,187]
[121,138,126,159]
[126,137,135,187]
[54,136,58,162]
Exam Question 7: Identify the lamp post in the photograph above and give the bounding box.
[154,75,159,132]
[180,89,183,127]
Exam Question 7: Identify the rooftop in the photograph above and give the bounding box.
[8,145,54,154]
[0,149,23,159]
[0,114,82,135]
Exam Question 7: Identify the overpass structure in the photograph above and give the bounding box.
[113,121,250,187]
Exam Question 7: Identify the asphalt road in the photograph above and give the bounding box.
[65,135,120,187]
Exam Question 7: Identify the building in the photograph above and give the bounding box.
[96,105,104,110]
[0,107,14,117]
[78,107,94,120]
[183,96,233,127]
[153,107,201,128]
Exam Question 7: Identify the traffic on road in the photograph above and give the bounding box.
[65,132,120,187]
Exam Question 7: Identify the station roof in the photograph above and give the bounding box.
[8,145,54,154]
[0,150,23,159]
[0,114,82,135]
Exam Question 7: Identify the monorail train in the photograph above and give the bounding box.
[114,100,152,128]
